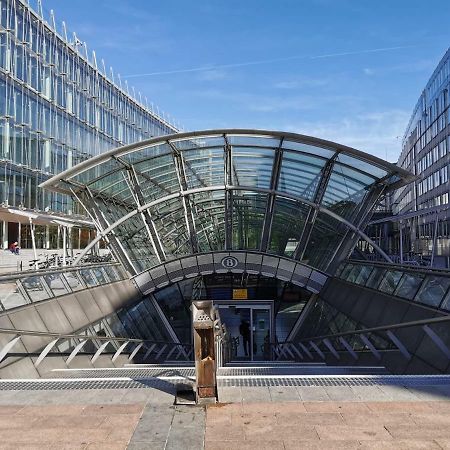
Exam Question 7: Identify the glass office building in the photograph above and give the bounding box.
[0,0,177,250]
[392,47,450,264]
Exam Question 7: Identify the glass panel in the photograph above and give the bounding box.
[268,197,309,257]
[252,308,270,361]
[190,191,225,252]
[0,280,28,309]
[92,267,108,284]
[63,272,85,291]
[355,265,373,285]
[232,191,267,250]
[232,147,275,189]
[302,212,347,271]
[43,274,69,297]
[282,140,335,159]
[378,270,403,294]
[322,162,375,220]
[346,264,363,283]
[218,306,251,361]
[153,284,191,343]
[416,276,450,307]
[114,214,160,271]
[339,263,354,280]
[183,146,225,189]
[366,267,386,289]
[278,150,326,201]
[103,265,120,282]
[21,276,50,301]
[394,273,424,299]
[337,154,388,179]
[79,269,98,287]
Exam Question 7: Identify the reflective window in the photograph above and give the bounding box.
[103,265,120,282]
[43,274,69,297]
[354,265,373,285]
[0,280,29,310]
[394,273,424,300]
[415,276,450,307]
[378,270,403,294]
[21,276,50,302]
[366,267,387,289]
[79,269,98,287]
[92,268,108,285]
[63,272,85,291]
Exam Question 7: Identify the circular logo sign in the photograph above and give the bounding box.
[221,256,239,269]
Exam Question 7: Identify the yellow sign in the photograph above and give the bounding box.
[233,288,248,300]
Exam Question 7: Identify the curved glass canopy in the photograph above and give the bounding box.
[41,129,413,276]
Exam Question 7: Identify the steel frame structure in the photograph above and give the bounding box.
[40,129,414,277]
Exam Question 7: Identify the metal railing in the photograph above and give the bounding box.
[337,260,450,313]
[272,314,450,364]
[0,263,126,312]
[0,327,193,369]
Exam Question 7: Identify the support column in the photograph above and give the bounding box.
[224,137,233,250]
[45,225,50,250]
[293,155,337,261]
[260,138,283,252]
[2,220,7,249]
[29,218,38,270]
[62,226,67,266]
[169,142,199,253]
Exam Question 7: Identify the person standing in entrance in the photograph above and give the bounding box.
[239,320,250,357]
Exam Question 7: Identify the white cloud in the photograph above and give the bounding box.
[282,109,410,162]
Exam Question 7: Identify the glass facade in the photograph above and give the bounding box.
[0,0,177,218]
[393,47,450,260]
[337,261,450,312]
[42,130,412,276]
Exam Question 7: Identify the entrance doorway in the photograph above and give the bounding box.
[216,303,272,361]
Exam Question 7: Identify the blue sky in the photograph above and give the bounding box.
[43,0,450,161]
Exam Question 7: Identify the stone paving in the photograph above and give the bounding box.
[0,379,450,448]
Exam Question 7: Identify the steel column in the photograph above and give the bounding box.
[260,138,284,252]
[169,142,199,253]
[224,136,233,250]
[293,155,337,261]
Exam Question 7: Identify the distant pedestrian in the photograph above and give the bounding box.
[239,320,250,357]
[9,241,20,255]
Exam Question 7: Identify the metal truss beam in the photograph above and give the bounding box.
[326,184,389,272]
[260,138,284,252]
[293,155,337,261]
[72,184,392,266]
[125,166,166,262]
[224,136,233,250]
[83,187,137,274]
[168,141,199,253]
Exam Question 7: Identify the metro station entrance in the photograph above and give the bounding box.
[215,302,273,361]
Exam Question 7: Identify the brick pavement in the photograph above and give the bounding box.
[204,401,450,449]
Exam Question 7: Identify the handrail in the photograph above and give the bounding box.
[346,258,450,276]
[281,314,450,346]
[0,261,120,282]
[0,327,192,346]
